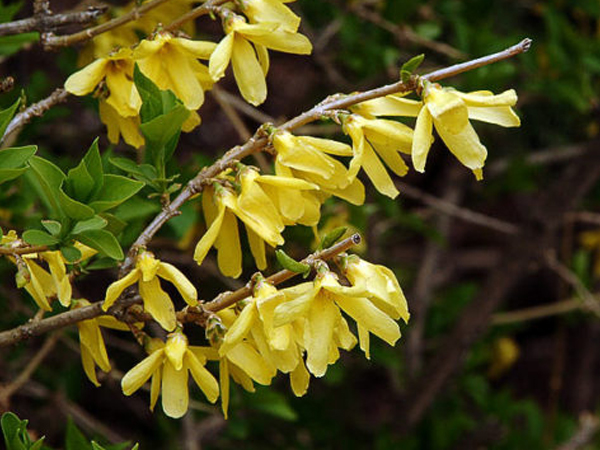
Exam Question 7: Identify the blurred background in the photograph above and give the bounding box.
[2,0,600,448]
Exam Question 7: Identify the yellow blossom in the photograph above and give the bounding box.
[121,332,219,418]
[40,250,72,307]
[134,33,216,110]
[98,99,145,149]
[240,0,301,31]
[21,259,56,311]
[102,251,197,331]
[342,114,413,199]
[65,48,141,118]
[272,131,365,205]
[342,255,409,358]
[193,175,286,278]
[357,83,520,176]
[209,14,312,105]
[73,298,129,387]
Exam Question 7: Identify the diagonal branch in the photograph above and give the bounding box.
[0,6,107,37]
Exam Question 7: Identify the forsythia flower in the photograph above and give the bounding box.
[20,259,56,311]
[240,0,301,31]
[341,255,410,358]
[342,115,413,199]
[73,298,129,387]
[209,14,312,105]
[196,309,276,418]
[121,332,219,418]
[134,33,216,111]
[356,83,520,177]
[272,131,365,205]
[102,251,197,331]
[98,100,145,148]
[273,269,401,377]
[193,175,286,278]
[65,48,141,118]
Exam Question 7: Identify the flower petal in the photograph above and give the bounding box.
[305,296,339,377]
[216,209,243,278]
[121,349,164,395]
[227,342,274,385]
[65,59,109,95]
[221,301,257,354]
[157,262,198,305]
[290,360,310,397]
[102,268,139,311]
[361,141,399,198]
[246,225,267,270]
[139,278,177,332]
[412,107,434,172]
[231,35,267,106]
[186,352,219,403]
[209,33,234,81]
[467,105,521,127]
[335,295,400,346]
[194,192,226,265]
[435,119,487,170]
[161,360,189,418]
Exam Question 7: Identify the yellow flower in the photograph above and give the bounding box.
[134,33,216,110]
[121,332,219,418]
[240,0,301,31]
[342,255,409,358]
[98,99,145,148]
[273,271,397,377]
[21,259,56,311]
[73,298,129,387]
[102,251,197,331]
[413,84,520,175]
[40,250,72,307]
[194,309,276,418]
[65,48,141,118]
[342,115,413,199]
[209,14,312,105]
[193,175,286,277]
[272,131,365,205]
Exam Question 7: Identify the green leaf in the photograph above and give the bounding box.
[58,189,95,220]
[249,388,298,421]
[98,212,126,236]
[75,229,123,260]
[276,250,310,275]
[22,229,59,246]
[134,65,180,122]
[41,219,62,236]
[400,53,424,82]
[0,98,20,137]
[319,226,347,250]
[71,215,108,235]
[65,159,95,202]
[0,1,24,22]
[89,174,144,212]
[28,156,66,217]
[82,138,104,199]
[65,418,92,450]
[91,443,106,450]
[2,412,27,450]
[60,245,82,263]
[109,157,157,186]
[140,105,189,172]
[0,145,37,184]
[85,257,118,270]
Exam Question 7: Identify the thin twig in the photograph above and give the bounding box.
[0,332,59,408]
[1,88,69,147]
[164,0,231,32]
[544,250,600,317]
[120,38,531,274]
[396,180,521,235]
[0,6,107,37]
[0,234,361,347]
[492,297,584,325]
[0,245,49,256]
[43,0,172,49]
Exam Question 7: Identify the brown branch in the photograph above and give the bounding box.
[120,38,531,275]
[492,298,584,325]
[0,331,59,408]
[1,88,69,147]
[0,245,48,256]
[42,0,172,49]
[0,6,107,37]
[164,0,231,32]
[0,235,361,347]
[396,180,521,235]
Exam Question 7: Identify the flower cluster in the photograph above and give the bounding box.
[119,255,409,418]
[65,0,312,147]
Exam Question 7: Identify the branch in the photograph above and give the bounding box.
[1,88,69,147]
[0,6,107,37]
[42,0,171,49]
[120,38,532,274]
[0,245,49,256]
[555,413,600,450]
[0,234,361,348]
[164,0,231,32]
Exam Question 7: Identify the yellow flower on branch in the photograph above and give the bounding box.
[99,100,145,148]
[65,48,141,118]
[272,131,365,206]
[342,115,413,199]
[133,33,216,111]
[73,298,129,387]
[356,83,520,177]
[209,14,312,105]
[193,175,286,277]
[240,0,301,31]
[121,332,219,418]
[102,251,197,331]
